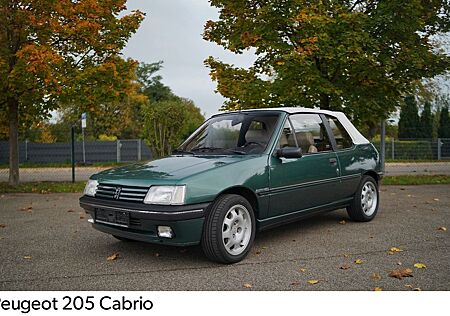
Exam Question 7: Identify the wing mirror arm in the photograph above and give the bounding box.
[276,147,303,159]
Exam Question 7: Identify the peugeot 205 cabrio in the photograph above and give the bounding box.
[80,108,382,263]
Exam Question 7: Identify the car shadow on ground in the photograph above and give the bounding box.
[94,209,349,266]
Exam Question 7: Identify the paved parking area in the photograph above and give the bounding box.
[0,185,448,291]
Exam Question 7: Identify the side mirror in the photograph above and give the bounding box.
[276,147,302,159]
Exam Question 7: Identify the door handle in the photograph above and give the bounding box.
[329,158,337,166]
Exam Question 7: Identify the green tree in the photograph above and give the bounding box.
[141,99,204,158]
[0,0,145,185]
[136,61,176,102]
[204,0,450,135]
[419,101,433,139]
[438,106,450,138]
[398,96,420,139]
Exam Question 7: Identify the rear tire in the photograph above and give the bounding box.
[202,194,256,264]
[347,175,379,222]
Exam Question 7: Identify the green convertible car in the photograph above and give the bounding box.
[80,108,382,263]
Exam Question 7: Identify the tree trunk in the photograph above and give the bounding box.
[8,97,19,186]
[319,93,330,110]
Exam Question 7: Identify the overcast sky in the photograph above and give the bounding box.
[122,0,255,118]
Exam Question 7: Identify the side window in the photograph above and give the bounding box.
[289,114,332,154]
[326,116,353,149]
[277,120,296,149]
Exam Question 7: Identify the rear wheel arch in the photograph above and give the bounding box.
[363,170,379,183]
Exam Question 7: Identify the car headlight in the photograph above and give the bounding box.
[144,185,186,205]
[84,180,98,197]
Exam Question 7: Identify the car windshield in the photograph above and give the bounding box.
[178,112,280,155]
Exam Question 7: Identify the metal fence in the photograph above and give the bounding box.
[0,139,152,164]
[372,138,450,161]
[1,138,450,183]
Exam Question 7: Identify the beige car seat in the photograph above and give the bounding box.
[296,132,318,153]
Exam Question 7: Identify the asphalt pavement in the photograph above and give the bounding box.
[0,185,448,291]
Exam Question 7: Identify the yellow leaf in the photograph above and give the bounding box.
[404,284,413,289]
[243,283,252,289]
[437,227,447,232]
[374,287,383,291]
[308,280,319,285]
[387,251,395,255]
[390,247,403,253]
[299,268,306,272]
[372,272,381,280]
[414,263,427,269]
[414,287,422,291]
[354,259,363,264]
[23,256,32,259]
[107,253,119,261]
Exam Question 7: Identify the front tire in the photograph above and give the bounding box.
[347,175,379,222]
[202,194,256,264]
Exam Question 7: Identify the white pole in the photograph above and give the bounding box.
[82,128,86,163]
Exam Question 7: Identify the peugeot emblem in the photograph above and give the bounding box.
[113,187,122,199]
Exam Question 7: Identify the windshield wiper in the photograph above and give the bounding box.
[172,149,195,156]
[192,147,247,155]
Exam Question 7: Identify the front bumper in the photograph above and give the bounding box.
[79,195,209,246]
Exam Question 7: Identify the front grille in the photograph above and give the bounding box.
[95,183,148,203]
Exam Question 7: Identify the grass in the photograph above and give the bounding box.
[0,182,85,193]
[0,161,129,169]
[382,175,450,185]
[1,175,450,194]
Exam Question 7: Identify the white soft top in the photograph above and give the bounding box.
[228,107,370,145]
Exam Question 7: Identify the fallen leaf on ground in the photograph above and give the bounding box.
[404,284,413,289]
[387,251,395,255]
[343,254,349,258]
[243,283,252,289]
[354,259,363,264]
[389,268,413,280]
[255,251,261,255]
[23,256,32,259]
[414,287,422,291]
[340,265,350,270]
[290,281,301,286]
[106,253,119,261]
[299,268,306,273]
[374,287,383,291]
[437,227,447,232]
[433,198,439,201]
[414,263,427,269]
[339,220,346,225]
[262,246,267,249]
[307,280,319,285]
[67,209,75,213]
[79,215,85,219]
[390,247,403,253]
[0,224,6,228]
[372,272,381,280]
[18,206,33,212]
[397,261,402,266]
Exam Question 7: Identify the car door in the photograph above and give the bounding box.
[325,115,361,198]
[268,113,340,217]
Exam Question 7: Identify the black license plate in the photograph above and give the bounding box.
[95,208,130,227]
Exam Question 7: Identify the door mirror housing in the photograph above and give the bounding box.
[276,147,302,159]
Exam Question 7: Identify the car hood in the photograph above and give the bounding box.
[91,155,257,186]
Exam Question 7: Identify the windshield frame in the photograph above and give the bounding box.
[176,111,283,156]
